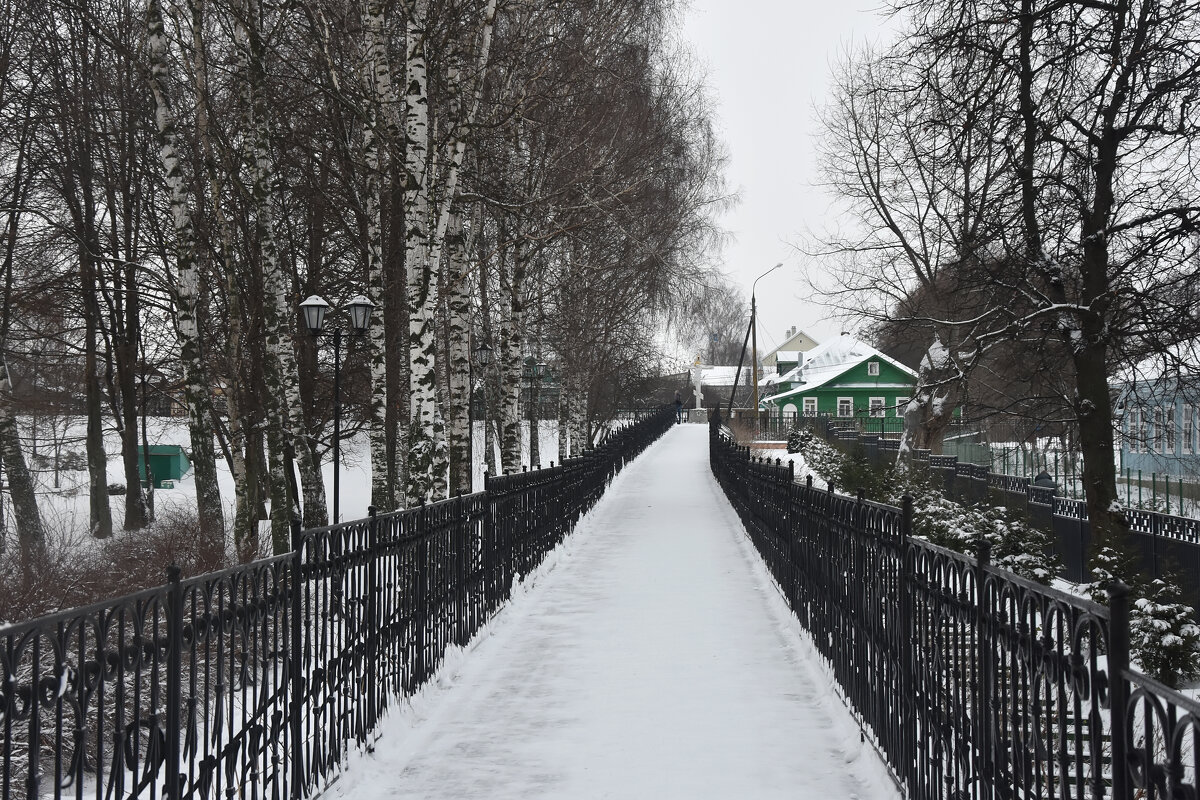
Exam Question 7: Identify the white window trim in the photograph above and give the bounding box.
[803,397,817,416]
[1153,407,1164,453]
[867,361,880,376]
[837,397,854,418]
[869,396,885,418]
[895,397,908,418]
[1183,405,1193,454]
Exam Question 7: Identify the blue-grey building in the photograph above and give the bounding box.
[1118,376,1200,477]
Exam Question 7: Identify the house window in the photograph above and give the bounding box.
[1137,407,1148,453]
[895,397,909,418]
[803,397,817,416]
[1167,405,1176,453]
[867,361,880,376]
[1153,407,1163,453]
[1184,405,1193,454]
[837,397,853,417]
[869,397,885,417]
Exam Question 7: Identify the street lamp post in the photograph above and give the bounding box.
[751,263,783,429]
[300,294,374,525]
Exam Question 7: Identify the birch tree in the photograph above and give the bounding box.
[147,0,225,546]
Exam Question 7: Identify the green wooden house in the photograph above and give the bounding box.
[761,335,918,421]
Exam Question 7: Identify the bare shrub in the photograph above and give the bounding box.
[0,507,230,623]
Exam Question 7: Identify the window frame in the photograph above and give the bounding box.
[837,397,854,418]
[867,361,880,376]
[869,396,886,418]
[1184,405,1194,454]
[803,397,817,416]
[1167,404,1177,453]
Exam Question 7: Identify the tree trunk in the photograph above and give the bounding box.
[190,0,254,553]
[1074,132,1125,548]
[363,0,402,511]
[147,0,225,547]
[445,207,472,495]
[568,370,589,454]
[558,362,569,462]
[82,248,112,539]
[116,264,147,530]
[236,0,327,530]
[0,360,43,558]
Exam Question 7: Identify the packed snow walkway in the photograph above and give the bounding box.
[333,425,899,799]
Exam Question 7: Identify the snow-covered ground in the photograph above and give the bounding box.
[5,417,570,549]
[329,425,899,799]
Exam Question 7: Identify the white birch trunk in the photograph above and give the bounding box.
[235,3,327,533]
[404,0,498,502]
[445,207,473,495]
[147,0,224,547]
[569,371,589,454]
[403,0,442,504]
[497,278,524,471]
[557,364,569,462]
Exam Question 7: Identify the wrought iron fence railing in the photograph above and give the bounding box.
[802,414,1200,604]
[0,408,675,800]
[711,423,1200,800]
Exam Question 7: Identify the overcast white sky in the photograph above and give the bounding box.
[677,0,896,357]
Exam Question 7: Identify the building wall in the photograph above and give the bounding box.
[761,332,820,366]
[1121,387,1200,477]
[766,358,916,419]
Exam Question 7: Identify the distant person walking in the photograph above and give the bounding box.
[674,391,683,423]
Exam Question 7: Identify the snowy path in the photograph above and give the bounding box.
[332,425,899,799]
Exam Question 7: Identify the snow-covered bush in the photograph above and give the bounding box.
[786,427,810,454]
[893,477,1059,583]
[1130,580,1200,688]
[1084,546,1200,687]
[791,432,1058,582]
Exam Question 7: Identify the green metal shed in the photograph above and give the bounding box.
[138,444,190,488]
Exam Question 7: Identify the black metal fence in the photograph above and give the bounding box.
[0,408,674,800]
[712,423,1200,800]
[807,415,1200,606]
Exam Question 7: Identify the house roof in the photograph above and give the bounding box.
[763,336,918,405]
[692,364,777,387]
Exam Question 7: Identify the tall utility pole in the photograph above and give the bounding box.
[750,263,783,425]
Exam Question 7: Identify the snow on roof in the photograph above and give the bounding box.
[764,336,917,405]
[694,365,777,387]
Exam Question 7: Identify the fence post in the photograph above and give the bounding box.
[973,542,994,795]
[164,564,183,800]
[899,495,916,793]
[366,506,379,725]
[289,518,305,800]
[1108,582,1131,800]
